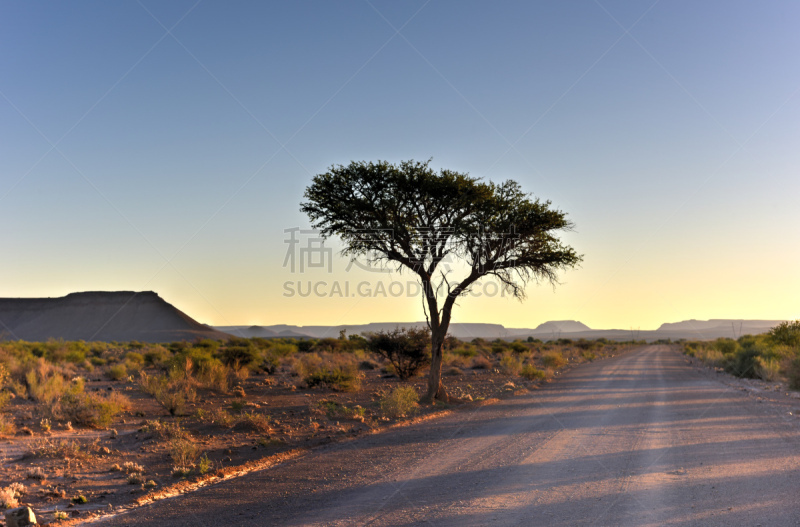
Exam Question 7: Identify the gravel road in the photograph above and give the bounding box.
[99,346,800,526]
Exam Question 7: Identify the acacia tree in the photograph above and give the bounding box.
[301,159,581,401]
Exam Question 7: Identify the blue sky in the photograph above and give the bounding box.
[1,1,799,330]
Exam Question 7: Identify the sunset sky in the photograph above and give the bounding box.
[2,1,798,330]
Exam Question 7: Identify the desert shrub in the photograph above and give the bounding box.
[230,362,250,384]
[755,356,782,382]
[220,343,259,368]
[296,339,314,352]
[575,339,598,351]
[581,350,597,361]
[358,359,379,370]
[318,400,364,421]
[542,351,567,369]
[169,437,199,468]
[471,356,492,370]
[196,454,212,475]
[445,366,463,376]
[509,341,528,354]
[305,365,361,392]
[0,483,26,509]
[195,338,222,352]
[786,356,800,390]
[725,338,774,379]
[380,386,419,419]
[769,320,800,347]
[30,439,87,460]
[499,353,522,375]
[26,466,46,480]
[26,361,72,406]
[139,371,194,416]
[121,461,145,474]
[207,408,236,427]
[127,473,144,485]
[490,341,507,354]
[107,363,128,381]
[313,337,348,353]
[140,419,186,440]
[444,352,470,369]
[125,351,144,364]
[520,364,547,380]
[451,347,477,358]
[713,338,739,355]
[236,411,273,433]
[56,391,129,428]
[366,327,430,380]
[195,362,230,393]
[0,414,16,437]
[262,354,280,375]
[143,345,171,366]
[0,391,11,411]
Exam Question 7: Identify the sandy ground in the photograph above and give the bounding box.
[92,345,800,526]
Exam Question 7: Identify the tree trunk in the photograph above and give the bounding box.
[425,328,449,401]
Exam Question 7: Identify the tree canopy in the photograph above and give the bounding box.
[302,159,581,400]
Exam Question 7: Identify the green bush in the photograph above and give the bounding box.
[509,341,528,354]
[0,414,16,437]
[139,371,195,416]
[755,356,782,382]
[366,327,430,380]
[143,346,171,367]
[380,386,419,418]
[219,343,259,367]
[786,356,800,390]
[305,366,361,392]
[542,351,567,369]
[318,400,365,420]
[499,353,522,375]
[520,364,547,380]
[269,342,298,357]
[769,320,800,347]
[107,363,128,381]
[713,338,739,355]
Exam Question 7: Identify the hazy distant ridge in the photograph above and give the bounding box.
[216,318,786,342]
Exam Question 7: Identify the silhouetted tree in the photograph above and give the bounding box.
[301,159,581,401]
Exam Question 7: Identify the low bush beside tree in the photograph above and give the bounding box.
[366,327,431,380]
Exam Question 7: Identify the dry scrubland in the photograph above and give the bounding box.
[0,334,638,523]
[682,320,800,388]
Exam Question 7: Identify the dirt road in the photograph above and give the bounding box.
[99,346,800,526]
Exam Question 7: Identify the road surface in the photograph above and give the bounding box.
[100,346,800,526]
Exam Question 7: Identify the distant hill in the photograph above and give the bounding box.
[657,319,783,333]
[217,318,786,342]
[530,320,592,334]
[0,291,231,343]
[215,322,509,340]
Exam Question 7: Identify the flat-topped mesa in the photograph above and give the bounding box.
[0,291,231,343]
[531,320,592,334]
[657,319,786,332]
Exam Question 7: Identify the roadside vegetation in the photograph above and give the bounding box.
[683,321,800,389]
[0,333,638,522]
